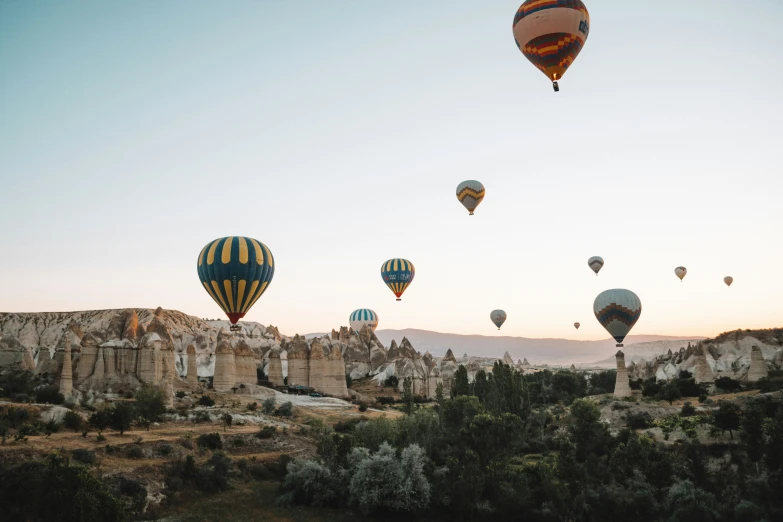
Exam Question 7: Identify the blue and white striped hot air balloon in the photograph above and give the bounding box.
[349,309,379,333]
[593,289,642,347]
[381,258,415,301]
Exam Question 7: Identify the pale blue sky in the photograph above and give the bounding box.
[1,1,781,339]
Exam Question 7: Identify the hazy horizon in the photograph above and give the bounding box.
[1,1,781,340]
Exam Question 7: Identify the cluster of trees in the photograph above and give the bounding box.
[280,362,783,520]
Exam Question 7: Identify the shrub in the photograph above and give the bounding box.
[658,383,682,405]
[276,401,294,418]
[641,379,661,398]
[715,376,741,392]
[197,432,223,450]
[262,397,276,414]
[346,375,353,388]
[35,385,65,405]
[278,458,342,508]
[175,391,186,399]
[376,396,396,406]
[627,412,654,430]
[383,376,399,388]
[256,426,276,439]
[198,395,215,407]
[63,410,83,432]
[698,393,708,403]
[231,436,245,447]
[44,419,61,435]
[221,413,233,431]
[179,434,194,450]
[681,402,696,417]
[358,401,368,412]
[127,445,144,459]
[109,402,136,435]
[247,402,258,412]
[192,411,210,424]
[134,385,167,422]
[89,410,112,431]
[159,443,173,457]
[72,449,97,465]
[195,452,233,492]
[621,396,637,403]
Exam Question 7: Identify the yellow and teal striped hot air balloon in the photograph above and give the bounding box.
[197,236,275,330]
[381,258,415,301]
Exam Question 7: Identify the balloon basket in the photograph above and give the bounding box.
[230,324,241,332]
[396,298,401,302]
[552,81,559,92]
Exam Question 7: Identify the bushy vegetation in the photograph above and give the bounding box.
[0,454,123,521]
[279,361,783,520]
[198,395,216,407]
[261,397,276,414]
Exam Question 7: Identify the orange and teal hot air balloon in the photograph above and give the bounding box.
[197,236,275,330]
[512,0,590,92]
[381,258,415,301]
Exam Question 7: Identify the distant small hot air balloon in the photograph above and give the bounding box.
[197,236,275,331]
[456,180,485,215]
[588,256,604,275]
[724,276,733,287]
[350,309,379,333]
[381,258,415,301]
[574,322,580,330]
[512,0,590,92]
[675,266,687,282]
[593,289,642,347]
[491,310,507,330]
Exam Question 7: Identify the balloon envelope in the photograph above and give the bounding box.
[350,309,379,333]
[381,258,415,301]
[456,180,485,215]
[593,289,642,347]
[675,266,687,281]
[490,310,507,330]
[588,256,604,275]
[574,322,580,329]
[197,236,275,324]
[512,0,590,83]
[724,276,733,287]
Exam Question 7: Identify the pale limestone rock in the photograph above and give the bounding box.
[286,335,310,387]
[267,348,284,387]
[59,336,73,398]
[503,351,514,365]
[747,346,768,382]
[694,345,714,384]
[213,342,236,392]
[92,347,105,380]
[76,332,101,383]
[613,350,631,398]
[186,345,198,385]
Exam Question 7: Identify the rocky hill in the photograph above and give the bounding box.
[624,328,783,382]
[589,339,705,368]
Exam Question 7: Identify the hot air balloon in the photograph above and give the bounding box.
[381,258,415,301]
[724,276,733,287]
[512,0,590,92]
[675,266,687,282]
[350,309,379,333]
[197,236,275,331]
[588,256,604,275]
[574,322,580,329]
[491,310,507,330]
[593,289,642,347]
[456,180,485,216]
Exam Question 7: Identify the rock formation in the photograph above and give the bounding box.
[503,351,514,365]
[213,341,235,392]
[267,348,284,387]
[186,345,198,385]
[694,344,714,384]
[285,335,310,387]
[747,345,769,382]
[58,336,73,398]
[0,335,35,370]
[613,350,632,398]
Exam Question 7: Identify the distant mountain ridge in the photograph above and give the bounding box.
[307,328,705,365]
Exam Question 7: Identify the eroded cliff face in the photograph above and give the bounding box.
[625,329,783,382]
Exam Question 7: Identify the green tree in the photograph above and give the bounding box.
[663,480,719,522]
[262,396,276,414]
[712,400,741,440]
[134,384,167,422]
[88,409,112,431]
[740,403,765,463]
[221,413,233,431]
[109,402,136,435]
[63,410,83,432]
[569,398,611,460]
[659,382,682,405]
[401,377,414,415]
[451,365,471,398]
[765,407,783,472]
